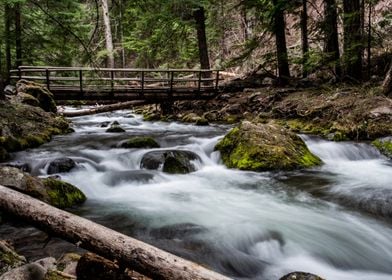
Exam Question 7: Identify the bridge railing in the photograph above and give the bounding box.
[10,66,221,99]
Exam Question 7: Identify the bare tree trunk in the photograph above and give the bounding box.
[193,7,211,71]
[15,3,22,67]
[324,0,341,79]
[300,0,309,78]
[0,185,230,280]
[272,0,290,85]
[101,0,114,68]
[367,2,372,77]
[382,62,392,97]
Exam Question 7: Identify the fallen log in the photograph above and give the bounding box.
[0,185,230,280]
[60,100,147,117]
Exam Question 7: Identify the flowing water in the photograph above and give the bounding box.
[4,109,392,280]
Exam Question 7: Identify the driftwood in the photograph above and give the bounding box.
[0,185,230,280]
[60,100,147,117]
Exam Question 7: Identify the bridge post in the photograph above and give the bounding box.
[110,70,114,98]
[169,71,174,98]
[18,67,22,80]
[79,69,83,96]
[141,71,145,98]
[45,69,50,91]
[198,71,202,94]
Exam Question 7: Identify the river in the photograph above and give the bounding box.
[3,109,392,280]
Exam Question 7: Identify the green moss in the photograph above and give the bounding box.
[43,178,86,209]
[195,118,209,126]
[0,242,26,274]
[215,122,322,171]
[43,270,70,280]
[372,138,392,158]
[120,137,160,149]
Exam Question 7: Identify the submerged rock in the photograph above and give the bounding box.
[120,136,160,149]
[0,167,86,208]
[372,137,392,158]
[47,157,77,174]
[106,124,125,133]
[215,121,322,171]
[76,253,120,280]
[140,150,200,174]
[0,240,26,275]
[103,170,155,186]
[280,272,325,280]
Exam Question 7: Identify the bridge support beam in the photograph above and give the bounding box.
[159,101,174,115]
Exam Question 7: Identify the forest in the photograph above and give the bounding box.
[0,1,392,280]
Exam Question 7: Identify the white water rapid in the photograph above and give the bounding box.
[7,110,392,280]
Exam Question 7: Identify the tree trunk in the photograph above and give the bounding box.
[4,3,12,84]
[300,0,309,78]
[367,2,372,77]
[0,185,230,280]
[15,3,22,67]
[324,0,341,79]
[382,62,392,97]
[272,0,290,85]
[193,7,210,71]
[343,0,363,81]
[60,100,147,117]
[101,0,115,68]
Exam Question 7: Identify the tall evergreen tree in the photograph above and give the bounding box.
[324,0,341,79]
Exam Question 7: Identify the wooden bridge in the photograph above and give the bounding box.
[10,66,221,101]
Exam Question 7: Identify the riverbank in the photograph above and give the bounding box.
[138,85,392,141]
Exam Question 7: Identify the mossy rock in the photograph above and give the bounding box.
[42,178,86,209]
[18,92,40,107]
[141,150,200,174]
[120,137,160,149]
[106,125,125,133]
[16,80,57,113]
[0,240,27,275]
[195,118,209,126]
[372,137,392,158]
[215,121,322,171]
[0,148,10,162]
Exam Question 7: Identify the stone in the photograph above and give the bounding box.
[0,263,46,280]
[4,85,16,96]
[100,121,111,128]
[140,150,200,174]
[47,157,76,174]
[17,93,40,107]
[2,162,31,173]
[16,80,57,113]
[372,137,392,158]
[120,137,160,149]
[34,257,56,271]
[0,240,26,275]
[279,271,325,280]
[106,125,125,133]
[215,121,322,171]
[0,167,86,209]
[195,118,209,126]
[56,253,81,276]
[41,178,87,209]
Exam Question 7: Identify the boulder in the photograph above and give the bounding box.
[4,85,16,96]
[215,121,322,171]
[372,137,392,158]
[0,167,86,208]
[106,124,125,133]
[140,150,200,174]
[0,263,46,280]
[47,157,77,174]
[56,253,81,276]
[17,92,40,107]
[41,178,86,209]
[120,137,160,149]
[16,80,57,113]
[0,240,26,275]
[280,272,325,280]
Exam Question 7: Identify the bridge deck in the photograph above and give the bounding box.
[10,66,221,101]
